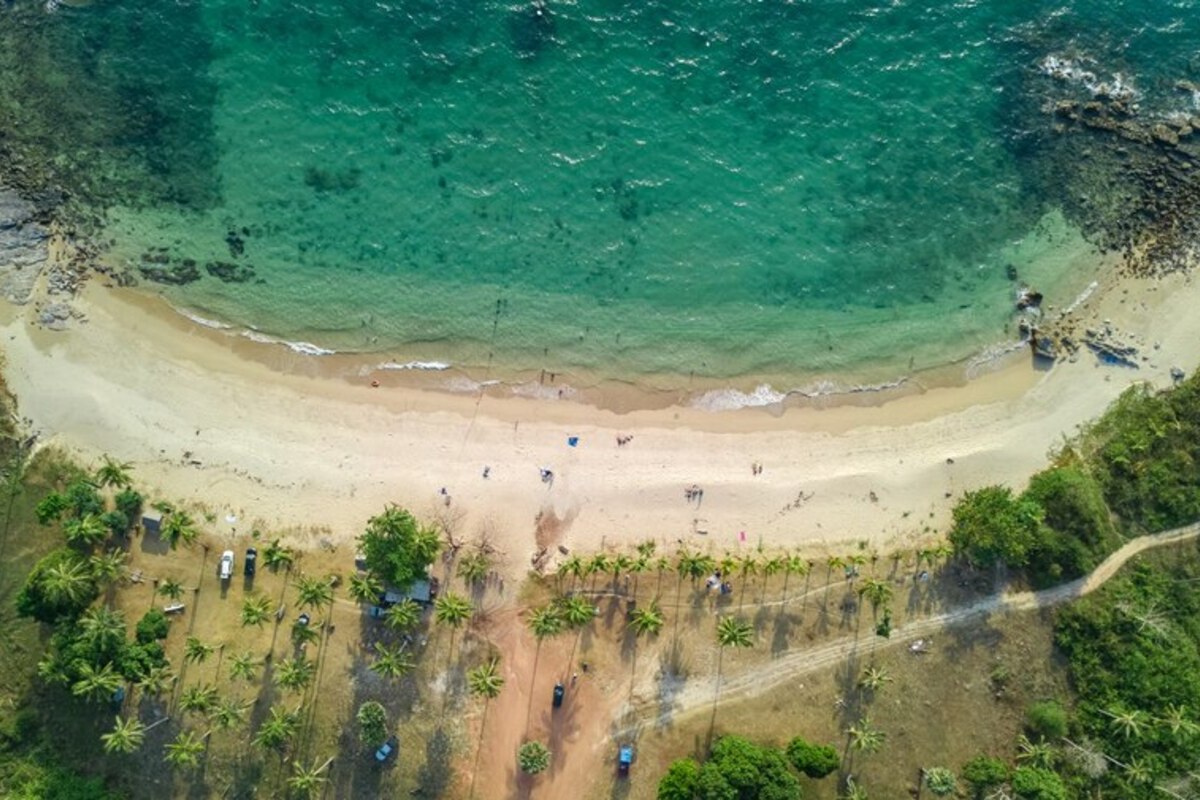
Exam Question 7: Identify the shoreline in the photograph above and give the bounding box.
[5,259,1199,578]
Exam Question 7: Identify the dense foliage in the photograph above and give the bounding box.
[658,735,802,800]
[949,486,1042,569]
[784,736,839,778]
[15,548,99,624]
[357,505,440,589]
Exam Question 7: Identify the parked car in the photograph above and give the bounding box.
[618,744,634,776]
[218,550,235,581]
[244,547,257,577]
[552,683,565,708]
[375,735,398,763]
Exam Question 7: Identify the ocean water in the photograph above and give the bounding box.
[4,0,1200,388]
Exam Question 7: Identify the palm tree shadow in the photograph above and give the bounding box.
[770,612,793,657]
[412,726,453,799]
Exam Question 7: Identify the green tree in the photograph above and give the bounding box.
[165,730,207,769]
[527,606,565,640]
[857,578,893,621]
[293,574,334,610]
[858,665,892,693]
[64,513,109,548]
[101,715,146,755]
[16,548,99,623]
[209,697,249,731]
[457,551,491,585]
[135,664,175,698]
[71,662,124,702]
[275,657,315,692]
[1010,766,1066,800]
[183,637,214,664]
[434,592,472,629]
[467,659,505,701]
[348,572,384,605]
[135,609,170,643]
[1027,700,1068,740]
[629,601,665,637]
[95,456,133,489]
[263,539,295,572]
[518,741,551,775]
[716,616,753,649]
[253,706,300,753]
[657,758,701,800]
[786,737,840,778]
[79,608,127,653]
[36,491,68,525]
[697,735,801,799]
[160,511,199,550]
[847,718,885,754]
[923,767,957,796]
[114,488,143,527]
[948,486,1043,568]
[557,594,594,629]
[356,701,388,748]
[179,683,219,715]
[89,549,126,588]
[384,598,422,631]
[357,505,440,588]
[241,594,273,628]
[370,642,415,680]
[228,652,258,683]
[287,758,332,798]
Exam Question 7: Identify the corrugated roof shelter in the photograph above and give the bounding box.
[141,510,162,536]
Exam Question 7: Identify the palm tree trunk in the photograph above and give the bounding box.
[524,642,542,737]
[468,698,492,800]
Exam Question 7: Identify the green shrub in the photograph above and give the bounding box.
[961,755,1008,792]
[134,609,170,643]
[949,486,1043,568]
[657,758,701,800]
[35,492,67,525]
[1010,766,1066,800]
[517,741,550,775]
[113,488,143,525]
[355,701,388,748]
[785,736,839,778]
[15,548,99,624]
[99,510,128,539]
[357,505,440,588]
[63,480,103,518]
[923,766,957,796]
[1026,700,1068,740]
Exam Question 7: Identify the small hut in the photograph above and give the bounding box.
[141,509,162,537]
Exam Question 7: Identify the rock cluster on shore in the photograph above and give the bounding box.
[0,188,49,304]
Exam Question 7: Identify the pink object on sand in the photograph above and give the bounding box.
[739,531,746,542]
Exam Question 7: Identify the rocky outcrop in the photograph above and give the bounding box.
[0,188,49,304]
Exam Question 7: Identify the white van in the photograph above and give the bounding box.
[218,550,235,581]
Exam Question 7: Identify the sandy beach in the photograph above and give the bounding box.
[4,266,1198,575]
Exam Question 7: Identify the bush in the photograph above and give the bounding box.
[113,488,143,526]
[1022,464,1119,588]
[923,766,957,796]
[99,511,129,539]
[949,486,1042,568]
[35,492,67,525]
[356,701,388,748]
[1010,766,1066,800]
[961,754,1009,792]
[695,735,800,800]
[1026,700,1067,740]
[518,741,551,775]
[63,480,103,518]
[657,758,701,800]
[785,736,839,778]
[134,609,170,644]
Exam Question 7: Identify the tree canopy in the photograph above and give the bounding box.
[357,505,440,588]
[658,735,801,800]
[949,486,1043,568]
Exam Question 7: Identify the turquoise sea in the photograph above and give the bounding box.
[3,0,1199,392]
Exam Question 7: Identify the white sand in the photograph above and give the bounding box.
[5,268,1198,574]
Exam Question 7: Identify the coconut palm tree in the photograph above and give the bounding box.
[585,553,612,590]
[760,556,783,601]
[160,511,199,550]
[287,757,333,798]
[95,456,133,489]
[1102,707,1146,740]
[557,595,594,629]
[842,777,869,800]
[164,730,207,769]
[556,555,586,591]
[101,715,146,754]
[466,658,505,799]
[370,642,415,680]
[292,618,321,648]
[457,552,491,586]
[435,592,472,629]
[253,706,300,752]
[293,574,334,611]
[628,601,665,637]
[384,599,422,631]
[858,666,892,693]
[209,697,250,731]
[136,664,175,698]
[1015,734,1056,768]
[183,637,214,664]
[71,662,124,702]
[711,616,754,729]
[610,553,635,590]
[179,683,219,715]
[157,578,184,602]
[89,549,127,588]
[241,594,273,628]
[524,604,565,732]
[348,572,384,605]
[629,553,651,599]
[64,513,109,548]
[228,652,258,683]
[781,553,810,609]
[847,718,885,754]
[1157,704,1200,737]
[262,539,295,572]
[79,607,127,653]
[42,557,94,607]
[275,657,315,693]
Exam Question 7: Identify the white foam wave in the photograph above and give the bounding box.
[180,310,232,330]
[239,329,335,356]
[377,360,451,371]
[691,384,787,412]
[1039,55,1137,101]
[1061,280,1099,315]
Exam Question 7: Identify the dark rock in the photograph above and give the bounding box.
[0,188,50,304]
[138,262,201,285]
[1005,263,1018,281]
[205,261,256,283]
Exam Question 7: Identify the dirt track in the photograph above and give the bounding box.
[624,523,1200,732]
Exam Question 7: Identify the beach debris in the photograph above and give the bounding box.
[909,638,932,654]
[1172,366,1186,383]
